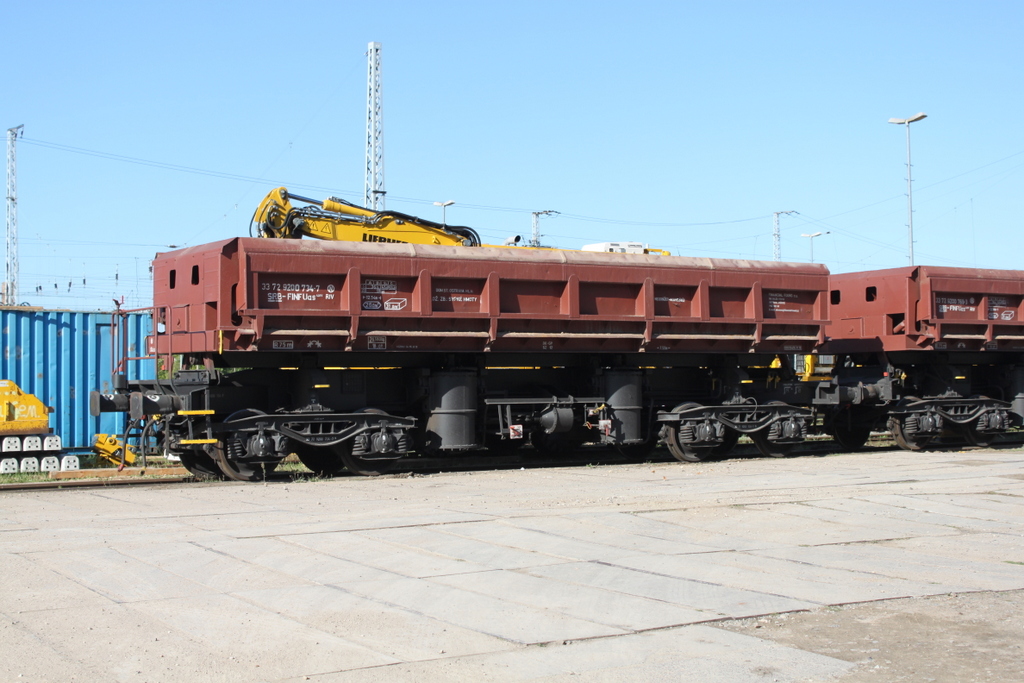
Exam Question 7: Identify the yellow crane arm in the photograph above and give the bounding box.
[251,187,481,247]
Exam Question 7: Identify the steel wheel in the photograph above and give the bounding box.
[753,401,804,458]
[751,431,794,458]
[887,399,932,451]
[295,444,346,477]
[964,397,993,448]
[831,420,872,451]
[667,441,714,462]
[709,430,739,458]
[211,442,276,482]
[963,426,991,448]
[210,441,272,482]
[178,451,224,479]
[888,418,931,451]
[335,439,397,476]
[615,440,658,462]
[212,409,277,482]
[338,408,402,475]
[664,403,714,463]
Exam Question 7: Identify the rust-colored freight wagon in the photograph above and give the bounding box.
[96,238,830,480]
[821,266,1024,451]
[827,266,1024,353]
[151,238,827,358]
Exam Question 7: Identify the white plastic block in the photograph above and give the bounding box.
[0,458,17,474]
[2,436,20,453]
[22,436,42,452]
[40,456,60,472]
[43,435,62,451]
[20,457,39,473]
[60,455,80,472]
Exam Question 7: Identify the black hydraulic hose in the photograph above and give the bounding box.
[139,418,154,468]
[451,226,482,246]
[363,209,481,246]
[248,209,260,237]
[273,200,484,246]
[119,419,140,471]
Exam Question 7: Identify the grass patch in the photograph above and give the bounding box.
[0,471,53,484]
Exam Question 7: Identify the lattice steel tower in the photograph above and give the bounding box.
[5,125,23,306]
[364,42,385,211]
[530,210,559,248]
[772,210,795,262]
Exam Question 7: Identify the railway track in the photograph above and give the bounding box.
[0,473,194,492]
[3,432,1018,492]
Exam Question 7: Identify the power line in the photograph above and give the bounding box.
[19,135,1024,237]
[20,137,361,199]
[556,212,772,227]
[12,137,802,228]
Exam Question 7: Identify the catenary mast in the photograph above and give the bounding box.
[772,210,795,262]
[5,125,23,306]
[364,42,385,211]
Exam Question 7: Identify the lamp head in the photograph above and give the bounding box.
[888,112,927,125]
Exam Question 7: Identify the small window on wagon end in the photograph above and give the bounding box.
[830,290,841,305]
[889,313,906,335]
[191,264,200,285]
[866,286,877,302]
[169,269,176,289]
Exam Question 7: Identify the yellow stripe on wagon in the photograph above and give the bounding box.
[178,410,215,415]
[179,439,218,445]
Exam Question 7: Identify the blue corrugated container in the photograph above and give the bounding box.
[1,308,155,449]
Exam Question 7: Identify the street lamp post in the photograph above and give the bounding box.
[888,112,927,266]
[800,231,828,263]
[433,200,455,226]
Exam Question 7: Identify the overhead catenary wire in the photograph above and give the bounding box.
[20,135,1024,228]
[12,134,1024,306]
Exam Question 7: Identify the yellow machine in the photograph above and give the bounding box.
[0,379,51,437]
[92,433,139,468]
[252,187,482,247]
[252,187,672,256]
[0,380,75,474]
[799,354,836,382]
[0,380,141,474]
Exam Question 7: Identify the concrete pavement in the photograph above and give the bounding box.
[1,447,1023,682]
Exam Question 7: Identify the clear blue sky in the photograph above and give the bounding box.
[2,1,1022,310]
